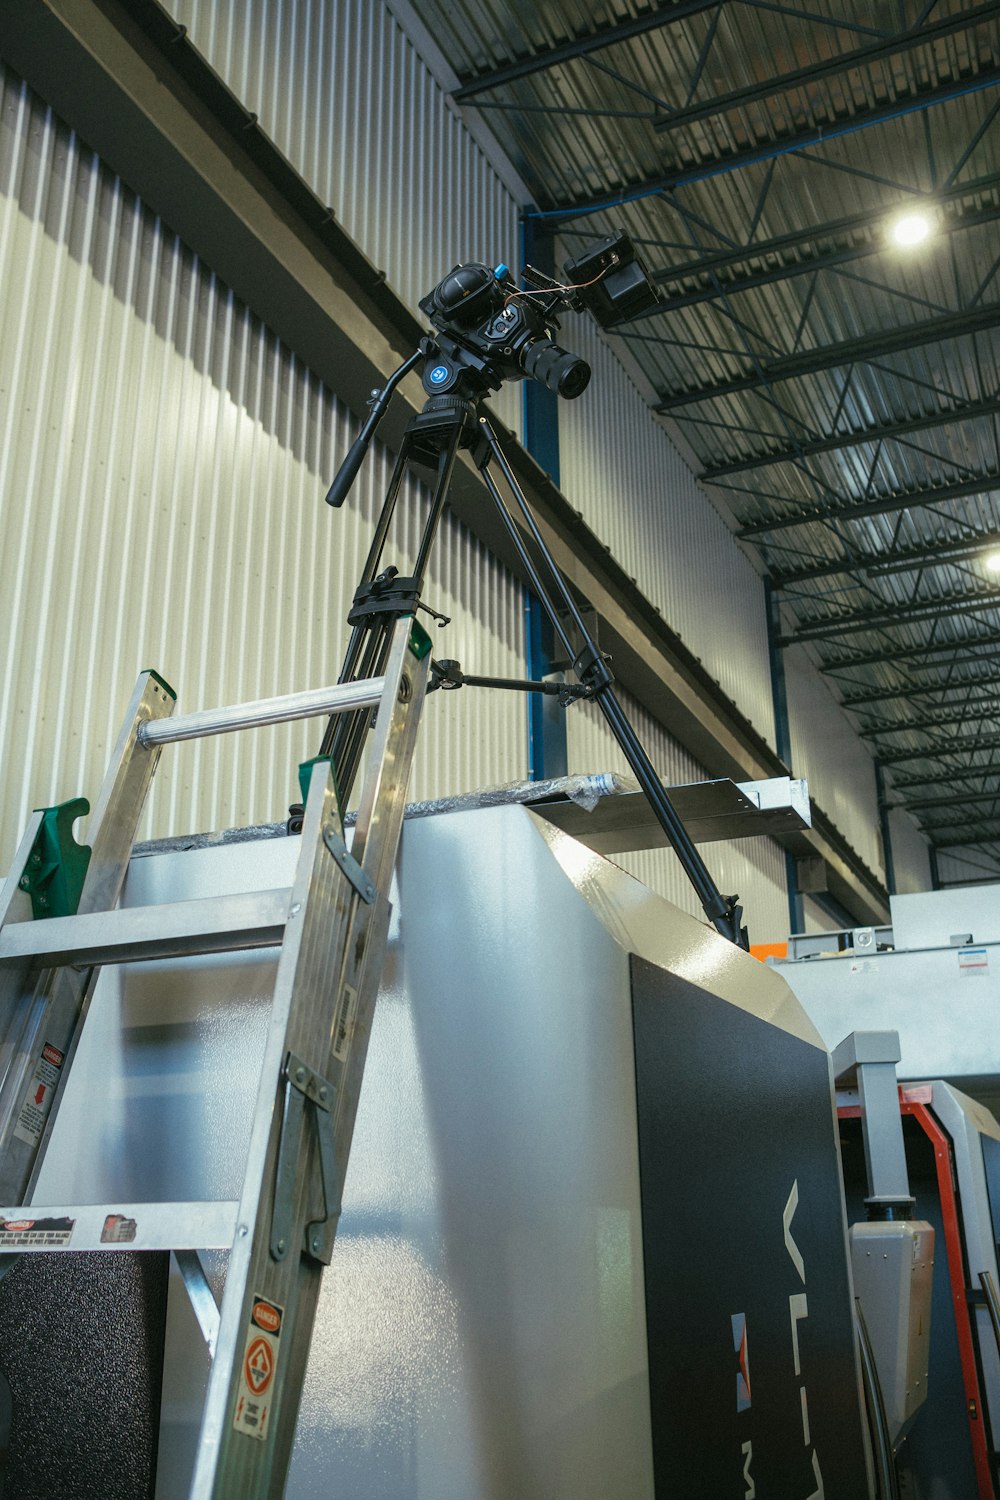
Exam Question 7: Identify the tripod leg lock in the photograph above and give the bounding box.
[270,1052,342,1265]
[573,644,614,694]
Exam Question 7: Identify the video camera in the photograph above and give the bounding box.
[417,230,659,404]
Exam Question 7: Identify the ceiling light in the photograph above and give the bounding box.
[889,209,933,249]
[986,552,1000,574]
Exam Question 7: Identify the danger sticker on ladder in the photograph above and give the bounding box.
[234,1295,283,1441]
[13,1042,64,1147]
[0,1214,74,1248]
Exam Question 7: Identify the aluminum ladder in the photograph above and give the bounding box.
[0,613,431,1497]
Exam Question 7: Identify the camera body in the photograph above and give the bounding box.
[418,230,658,404]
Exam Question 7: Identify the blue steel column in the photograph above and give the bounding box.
[765,579,803,934]
[521,210,567,780]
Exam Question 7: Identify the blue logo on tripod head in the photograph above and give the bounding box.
[429,364,450,385]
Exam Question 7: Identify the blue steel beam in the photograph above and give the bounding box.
[651,3,1000,135]
[534,64,1000,222]
[451,0,721,100]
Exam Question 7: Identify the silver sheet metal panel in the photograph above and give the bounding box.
[46,812,652,1500]
[0,61,527,869]
[849,1220,933,1443]
[29,803,851,1497]
[774,939,1000,1108]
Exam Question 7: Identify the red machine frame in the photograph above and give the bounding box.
[838,1087,996,1499]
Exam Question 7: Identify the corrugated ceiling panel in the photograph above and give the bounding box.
[167,0,523,437]
[0,66,527,867]
[558,315,776,748]
[565,689,790,941]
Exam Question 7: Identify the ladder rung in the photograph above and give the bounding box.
[0,889,291,969]
[138,675,387,747]
[0,1200,239,1252]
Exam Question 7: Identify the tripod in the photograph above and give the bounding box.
[316,343,748,948]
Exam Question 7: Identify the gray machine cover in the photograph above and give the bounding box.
[19,803,871,1498]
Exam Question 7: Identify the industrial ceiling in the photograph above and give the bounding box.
[407,0,1000,874]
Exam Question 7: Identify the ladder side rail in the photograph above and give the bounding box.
[266,619,433,1492]
[189,617,430,1500]
[0,812,45,929]
[0,672,176,1202]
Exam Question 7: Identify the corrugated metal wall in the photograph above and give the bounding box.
[935,852,1000,889]
[888,808,932,896]
[565,690,790,941]
[558,317,777,748]
[3,0,929,927]
[784,646,882,877]
[162,0,804,936]
[168,0,523,439]
[0,63,527,864]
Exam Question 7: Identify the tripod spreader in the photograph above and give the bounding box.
[429,658,591,706]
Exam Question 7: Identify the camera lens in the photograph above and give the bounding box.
[522,338,591,399]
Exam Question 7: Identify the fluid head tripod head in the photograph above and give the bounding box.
[416,229,658,404]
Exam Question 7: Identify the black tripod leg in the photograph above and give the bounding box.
[474,414,747,949]
[319,410,469,806]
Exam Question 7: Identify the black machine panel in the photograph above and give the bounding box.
[0,1252,168,1500]
[630,955,871,1497]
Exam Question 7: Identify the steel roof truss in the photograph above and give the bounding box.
[879,730,1000,766]
[450,0,722,100]
[543,60,1000,222]
[861,699,1000,737]
[819,629,1000,671]
[703,398,1000,484]
[655,301,1000,414]
[650,4,1000,137]
[644,170,1000,315]
[740,468,1000,540]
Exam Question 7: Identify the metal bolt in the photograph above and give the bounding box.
[311,1236,321,1254]
[277,1237,286,1252]
[295,1066,306,1084]
[238,1225,248,1237]
[318,1086,328,1101]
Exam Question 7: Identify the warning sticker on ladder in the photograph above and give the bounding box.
[13,1042,64,1147]
[0,1214,75,1247]
[234,1295,283,1441]
[332,983,358,1062]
